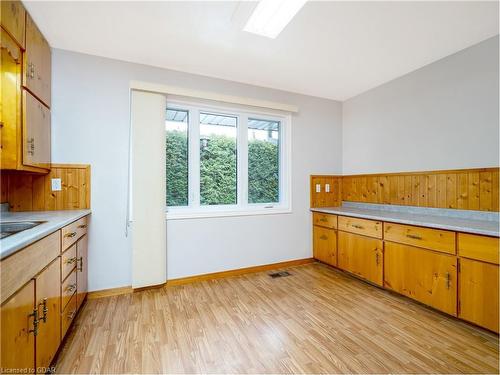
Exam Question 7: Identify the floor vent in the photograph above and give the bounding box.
[269,271,292,278]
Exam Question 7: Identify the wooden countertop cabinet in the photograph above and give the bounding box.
[1,1,26,48]
[338,231,383,286]
[313,225,337,266]
[0,280,35,373]
[459,258,499,333]
[384,242,457,316]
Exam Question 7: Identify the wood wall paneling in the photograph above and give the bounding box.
[322,168,499,212]
[310,175,342,208]
[1,164,90,211]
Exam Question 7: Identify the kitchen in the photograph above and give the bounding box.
[1,1,499,374]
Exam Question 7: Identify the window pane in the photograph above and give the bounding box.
[166,108,189,206]
[199,113,237,205]
[248,118,280,204]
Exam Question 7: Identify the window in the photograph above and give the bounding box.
[165,100,291,219]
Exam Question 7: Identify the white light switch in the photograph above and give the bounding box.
[325,183,330,193]
[315,184,321,193]
[51,178,62,191]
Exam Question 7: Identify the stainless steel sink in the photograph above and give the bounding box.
[0,221,46,239]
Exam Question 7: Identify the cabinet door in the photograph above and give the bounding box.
[1,1,26,48]
[313,226,337,266]
[35,258,61,371]
[459,258,499,333]
[24,13,51,107]
[22,90,51,169]
[338,231,383,285]
[1,31,22,170]
[76,235,88,309]
[384,242,457,315]
[0,280,35,373]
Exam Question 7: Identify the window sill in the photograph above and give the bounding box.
[166,207,292,220]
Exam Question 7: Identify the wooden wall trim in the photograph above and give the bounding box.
[311,167,500,212]
[1,164,91,211]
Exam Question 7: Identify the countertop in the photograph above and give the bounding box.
[311,203,499,237]
[0,210,91,260]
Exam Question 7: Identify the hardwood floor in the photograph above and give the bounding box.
[54,263,499,374]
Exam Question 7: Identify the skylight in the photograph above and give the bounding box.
[243,0,307,39]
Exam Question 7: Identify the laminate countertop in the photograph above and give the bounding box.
[0,210,91,260]
[311,203,499,237]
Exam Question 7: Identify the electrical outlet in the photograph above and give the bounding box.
[315,184,321,193]
[325,183,330,193]
[51,178,62,191]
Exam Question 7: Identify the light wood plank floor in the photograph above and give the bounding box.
[54,263,499,374]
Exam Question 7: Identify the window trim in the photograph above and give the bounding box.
[165,98,292,220]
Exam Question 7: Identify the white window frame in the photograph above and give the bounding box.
[166,98,292,220]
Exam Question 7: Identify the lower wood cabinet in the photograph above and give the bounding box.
[338,231,383,286]
[313,225,337,266]
[35,258,61,371]
[76,234,89,309]
[384,242,457,316]
[459,258,499,332]
[0,280,36,373]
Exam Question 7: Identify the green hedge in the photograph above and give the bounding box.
[166,131,279,206]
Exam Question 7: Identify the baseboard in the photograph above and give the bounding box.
[166,258,315,287]
[87,258,315,299]
[87,285,133,299]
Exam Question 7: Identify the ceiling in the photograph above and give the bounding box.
[24,1,499,101]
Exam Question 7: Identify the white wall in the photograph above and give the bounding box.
[51,49,343,290]
[342,36,499,174]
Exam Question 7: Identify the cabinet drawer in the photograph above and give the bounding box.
[313,213,337,229]
[61,244,77,281]
[61,294,77,339]
[384,223,455,255]
[338,216,382,239]
[1,231,60,304]
[62,216,88,251]
[61,269,77,311]
[458,233,499,265]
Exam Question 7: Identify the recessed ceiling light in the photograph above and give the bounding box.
[243,0,308,39]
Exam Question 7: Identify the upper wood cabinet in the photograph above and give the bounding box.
[0,280,36,373]
[1,0,52,173]
[1,1,26,48]
[384,242,457,316]
[0,31,22,170]
[338,231,383,286]
[24,13,51,107]
[22,90,51,169]
[35,258,61,370]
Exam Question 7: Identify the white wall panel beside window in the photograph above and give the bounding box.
[166,99,292,219]
[131,90,167,288]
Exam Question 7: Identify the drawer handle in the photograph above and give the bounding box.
[78,224,87,229]
[65,257,77,264]
[77,256,83,272]
[352,224,364,229]
[406,234,422,240]
[319,217,328,222]
[28,308,39,336]
[320,235,328,240]
[445,272,451,289]
[67,283,77,293]
[67,310,76,320]
[38,298,48,323]
[66,232,77,238]
[375,252,380,265]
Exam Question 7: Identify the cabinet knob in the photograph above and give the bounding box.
[66,232,77,238]
[27,137,35,156]
[77,256,84,272]
[38,298,48,323]
[28,307,39,336]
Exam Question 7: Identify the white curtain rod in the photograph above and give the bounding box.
[130,80,299,113]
